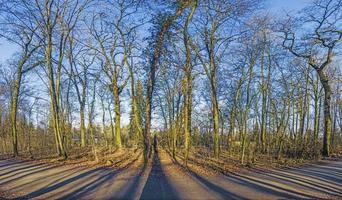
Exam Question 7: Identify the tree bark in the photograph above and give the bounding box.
[108,103,115,144]
[318,70,332,157]
[183,0,197,166]
[80,105,86,147]
[10,62,24,157]
[113,84,122,148]
[313,75,320,144]
[46,14,67,159]
[144,1,189,162]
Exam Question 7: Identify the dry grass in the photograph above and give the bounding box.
[0,146,143,169]
[165,146,334,176]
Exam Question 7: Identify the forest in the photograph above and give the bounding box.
[0,0,341,199]
[0,0,342,166]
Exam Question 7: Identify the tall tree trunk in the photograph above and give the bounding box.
[183,1,197,166]
[124,49,142,144]
[228,106,236,150]
[144,2,189,162]
[208,31,220,159]
[172,95,181,159]
[108,103,115,144]
[27,110,33,156]
[80,104,86,147]
[88,80,98,162]
[313,75,320,145]
[318,70,332,157]
[11,62,24,157]
[46,23,67,159]
[212,86,220,159]
[229,84,241,152]
[298,69,309,146]
[260,46,267,153]
[241,65,253,164]
[100,98,107,146]
[130,73,142,143]
[113,84,122,148]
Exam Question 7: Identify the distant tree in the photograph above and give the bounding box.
[0,0,44,156]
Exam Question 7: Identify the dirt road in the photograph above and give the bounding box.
[0,151,341,200]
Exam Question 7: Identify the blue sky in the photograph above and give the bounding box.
[0,39,17,63]
[0,0,309,63]
[266,0,309,12]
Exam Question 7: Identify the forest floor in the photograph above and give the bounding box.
[0,149,341,200]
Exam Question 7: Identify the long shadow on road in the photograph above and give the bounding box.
[258,168,342,196]
[140,151,180,200]
[2,153,341,200]
[59,152,142,199]
[0,159,31,170]
[118,160,149,199]
[0,162,46,177]
[166,149,328,200]
[0,164,62,185]
[12,152,142,200]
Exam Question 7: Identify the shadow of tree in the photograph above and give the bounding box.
[0,159,30,169]
[139,151,180,200]
[117,159,149,199]
[10,166,80,191]
[258,169,342,196]
[60,152,142,199]
[13,152,142,200]
[18,167,105,199]
[0,164,61,185]
[2,153,340,200]
[227,172,317,199]
[166,150,321,199]
[0,162,46,177]
[165,150,246,199]
[188,170,248,200]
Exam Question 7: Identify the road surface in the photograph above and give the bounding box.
[0,151,341,200]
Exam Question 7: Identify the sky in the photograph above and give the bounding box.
[266,0,309,12]
[0,39,17,63]
[0,0,309,63]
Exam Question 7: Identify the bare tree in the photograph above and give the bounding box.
[0,0,43,156]
[144,0,192,161]
[281,0,342,156]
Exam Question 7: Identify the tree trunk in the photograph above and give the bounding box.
[144,2,190,163]
[298,70,309,146]
[80,105,86,147]
[113,85,122,148]
[318,70,332,157]
[131,77,142,142]
[100,99,107,146]
[108,105,115,145]
[208,37,219,159]
[241,65,253,164]
[183,1,196,166]
[212,90,220,159]
[11,62,24,157]
[260,47,266,153]
[89,81,98,162]
[313,75,320,144]
[46,27,67,159]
